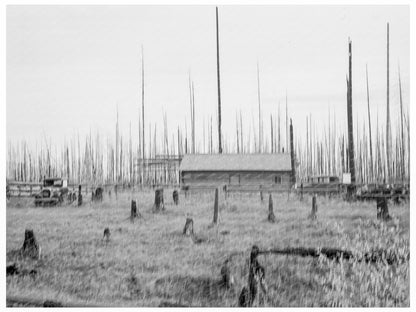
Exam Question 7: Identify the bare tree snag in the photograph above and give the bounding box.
[21,229,40,259]
[213,188,219,224]
[309,195,317,219]
[268,194,276,223]
[173,190,179,205]
[77,185,82,206]
[153,188,165,212]
[377,197,391,221]
[183,218,194,236]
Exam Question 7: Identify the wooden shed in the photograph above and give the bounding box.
[179,153,293,191]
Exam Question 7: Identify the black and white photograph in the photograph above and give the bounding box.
[3,3,413,308]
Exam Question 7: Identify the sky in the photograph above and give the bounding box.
[6,5,410,153]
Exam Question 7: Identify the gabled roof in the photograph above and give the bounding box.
[180,153,291,172]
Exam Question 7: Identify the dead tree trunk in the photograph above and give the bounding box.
[238,245,267,307]
[21,229,40,259]
[77,185,82,206]
[153,188,165,212]
[267,194,276,223]
[377,197,391,221]
[173,190,179,205]
[213,188,219,224]
[309,195,317,219]
[183,218,194,236]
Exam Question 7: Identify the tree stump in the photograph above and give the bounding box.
[153,188,165,212]
[300,183,304,201]
[173,190,179,205]
[267,194,276,223]
[77,185,83,206]
[183,218,194,236]
[213,188,219,225]
[220,259,234,288]
[239,245,267,307]
[377,197,391,221]
[103,228,110,242]
[309,195,317,219]
[21,229,40,259]
[130,200,138,222]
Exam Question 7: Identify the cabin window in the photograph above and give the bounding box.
[275,176,282,184]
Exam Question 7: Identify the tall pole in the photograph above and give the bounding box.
[216,7,222,154]
[386,23,391,183]
[290,119,295,185]
[286,92,288,153]
[347,38,356,184]
[366,64,374,182]
[141,45,145,184]
[257,62,262,153]
[398,65,405,180]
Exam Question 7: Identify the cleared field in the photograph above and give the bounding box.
[6,190,410,307]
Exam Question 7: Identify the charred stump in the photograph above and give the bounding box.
[220,259,234,289]
[213,188,219,225]
[153,188,165,212]
[309,195,317,219]
[173,190,179,205]
[103,228,110,243]
[77,185,83,206]
[377,197,391,221]
[267,194,276,223]
[130,200,139,222]
[239,245,267,307]
[183,218,194,236]
[21,229,40,259]
[300,183,304,201]
[92,187,103,202]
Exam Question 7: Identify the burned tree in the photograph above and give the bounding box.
[267,194,276,223]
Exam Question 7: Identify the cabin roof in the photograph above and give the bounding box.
[180,153,292,172]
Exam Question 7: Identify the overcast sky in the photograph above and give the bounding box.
[6,5,409,152]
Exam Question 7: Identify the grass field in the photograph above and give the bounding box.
[6,189,410,307]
